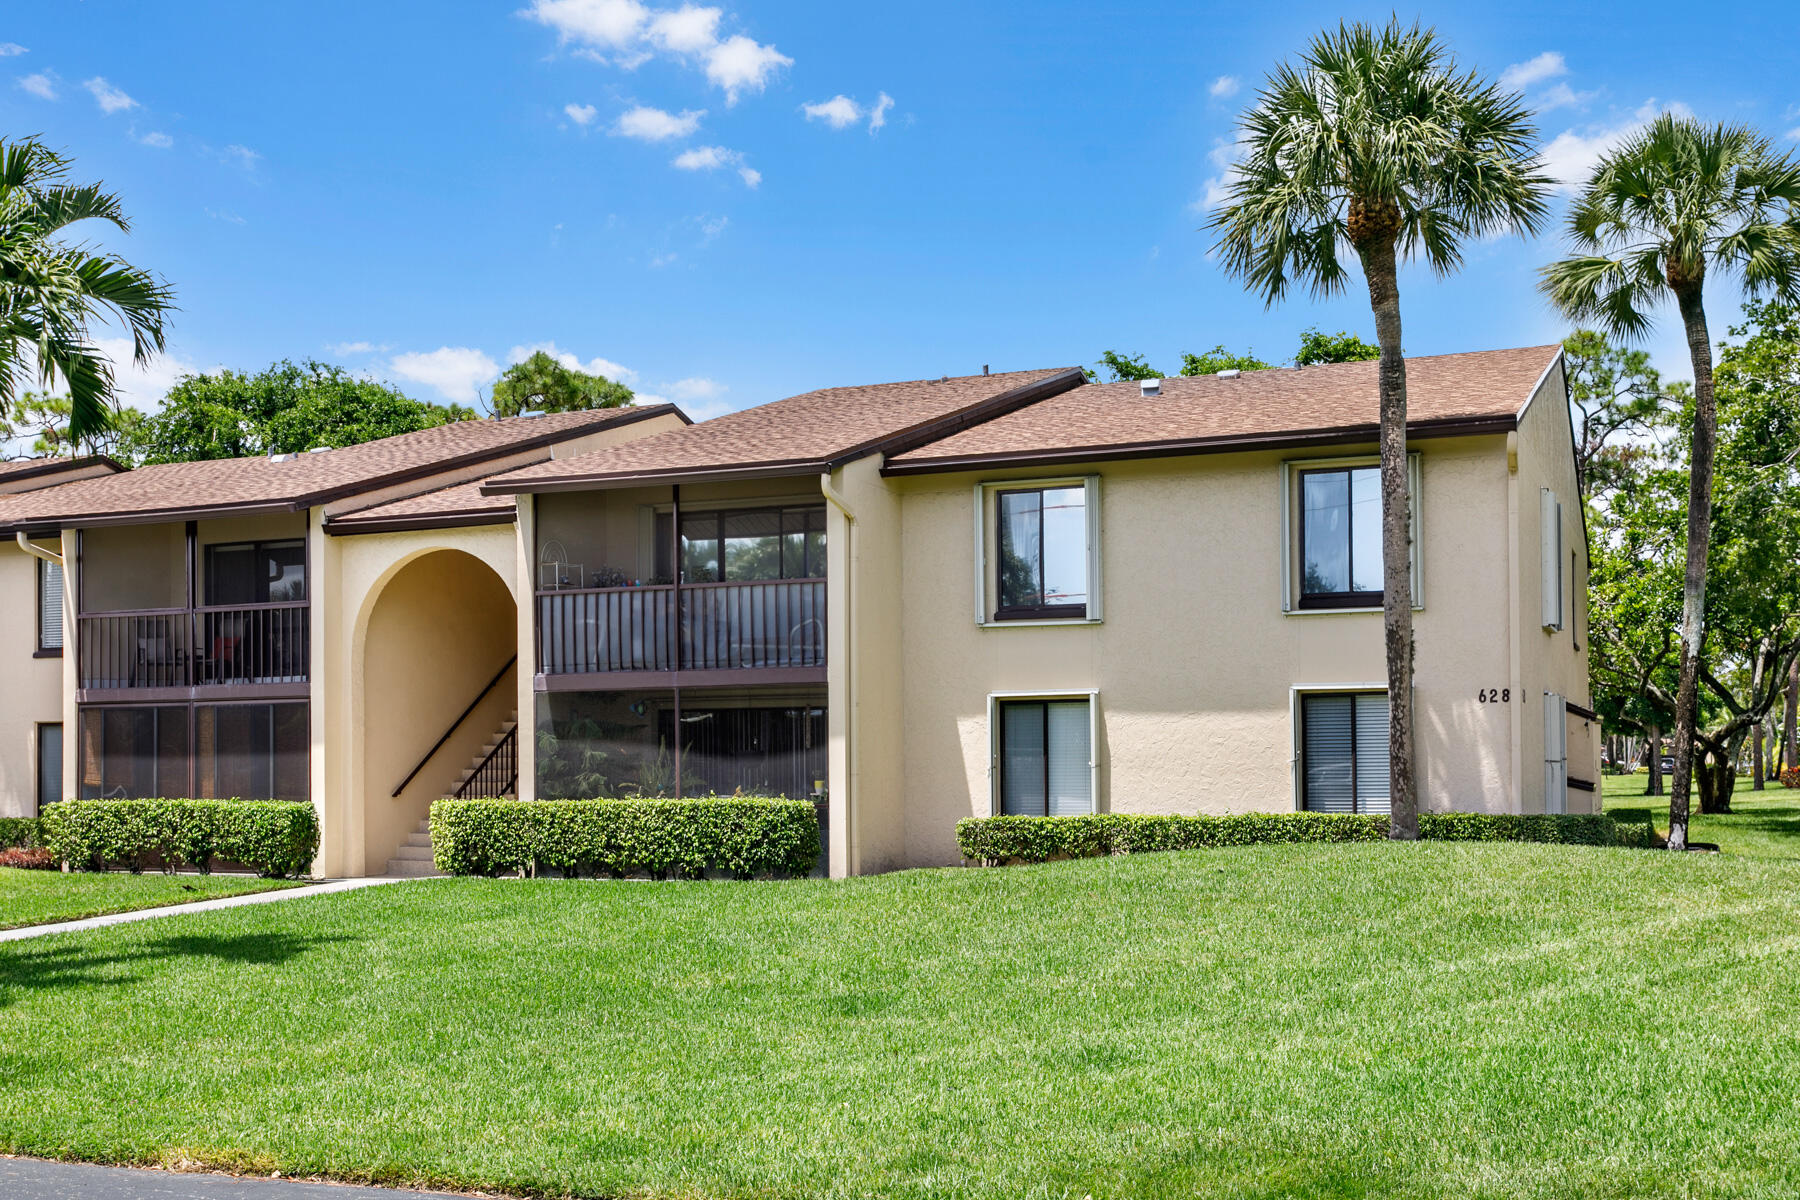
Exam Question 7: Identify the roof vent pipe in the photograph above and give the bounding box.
[1139,378,1162,397]
[1216,369,1241,379]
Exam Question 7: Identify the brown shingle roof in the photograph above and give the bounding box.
[483,367,1084,493]
[0,406,679,532]
[324,480,515,535]
[884,345,1563,473]
[0,455,124,490]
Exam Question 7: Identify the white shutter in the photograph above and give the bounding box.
[1046,700,1092,816]
[1353,693,1392,815]
[38,558,64,650]
[1541,489,1563,630]
[1543,691,1568,813]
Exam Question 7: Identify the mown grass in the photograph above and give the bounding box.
[0,869,298,931]
[3,843,1800,1198]
[1602,771,1800,859]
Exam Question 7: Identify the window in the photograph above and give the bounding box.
[79,705,190,799]
[995,697,1094,816]
[977,478,1101,624]
[206,540,306,604]
[1541,488,1564,630]
[77,702,309,801]
[36,723,62,814]
[1300,692,1390,814]
[654,505,826,584]
[36,554,63,653]
[1298,466,1382,608]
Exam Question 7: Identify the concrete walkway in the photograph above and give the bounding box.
[0,1157,468,1198]
[0,877,411,943]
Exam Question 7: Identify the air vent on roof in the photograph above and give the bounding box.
[269,452,296,463]
[1139,378,1162,397]
[307,446,331,453]
[1216,369,1241,379]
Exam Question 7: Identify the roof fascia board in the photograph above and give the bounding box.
[486,461,825,495]
[324,510,517,536]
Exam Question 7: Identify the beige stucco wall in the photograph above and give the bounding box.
[883,434,1527,867]
[314,523,519,876]
[0,541,66,816]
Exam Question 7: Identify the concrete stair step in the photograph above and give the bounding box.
[385,857,445,877]
[391,843,436,861]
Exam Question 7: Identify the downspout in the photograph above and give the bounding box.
[819,470,857,876]
[15,529,62,567]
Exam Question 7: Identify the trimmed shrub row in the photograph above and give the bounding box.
[431,797,820,879]
[956,811,1631,865]
[0,816,42,849]
[42,800,319,878]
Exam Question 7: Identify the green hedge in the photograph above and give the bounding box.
[956,811,1630,865]
[41,800,319,878]
[431,797,820,879]
[0,816,42,849]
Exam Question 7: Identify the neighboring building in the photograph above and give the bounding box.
[0,345,1597,878]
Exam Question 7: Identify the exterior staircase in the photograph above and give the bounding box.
[383,712,518,877]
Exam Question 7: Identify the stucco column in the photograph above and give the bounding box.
[515,494,536,803]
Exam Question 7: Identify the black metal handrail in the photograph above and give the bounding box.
[392,655,517,797]
[455,726,518,799]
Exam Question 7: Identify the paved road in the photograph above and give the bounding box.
[0,1158,470,1198]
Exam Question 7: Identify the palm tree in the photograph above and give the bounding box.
[1542,115,1800,851]
[0,137,175,440]
[1211,20,1550,838]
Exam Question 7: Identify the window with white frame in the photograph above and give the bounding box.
[1541,487,1565,630]
[1283,456,1419,612]
[976,477,1101,624]
[992,695,1095,816]
[37,555,64,652]
[1299,691,1391,814]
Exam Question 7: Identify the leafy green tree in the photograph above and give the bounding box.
[1211,19,1550,838]
[1562,330,1680,500]
[1085,350,1161,382]
[1542,115,1800,849]
[0,390,146,459]
[1294,328,1380,365]
[123,360,474,465]
[490,351,633,416]
[1179,346,1272,375]
[0,138,175,439]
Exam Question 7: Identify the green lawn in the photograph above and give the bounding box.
[0,869,299,931]
[1601,772,1800,859]
[4,844,1800,1198]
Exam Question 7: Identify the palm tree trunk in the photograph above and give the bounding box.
[1359,236,1418,840]
[1668,286,1718,853]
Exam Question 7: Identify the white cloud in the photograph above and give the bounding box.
[205,207,246,224]
[387,346,501,404]
[737,166,760,188]
[1500,51,1566,91]
[667,376,723,400]
[868,91,893,132]
[1209,75,1239,99]
[137,130,173,148]
[613,104,704,140]
[0,43,26,57]
[1195,135,1246,210]
[526,0,788,104]
[698,213,728,241]
[1535,82,1598,113]
[82,76,136,114]
[1541,98,1694,191]
[564,102,599,125]
[17,71,57,100]
[802,94,860,129]
[506,341,639,385]
[650,252,679,268]
[216,144,260,171]
[327,341,384,356]
[647,4,720,53]
[94,338,210,411]
[704,34,790,104]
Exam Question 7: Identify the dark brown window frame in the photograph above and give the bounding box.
[1300,690,1386,814]
[76,698,311,802]
[996,697,1091,816]
[204,538,308,605]
[35,553,64,656]
[655,503,827,585]
[1296,466,1382,611]
[994,485,1088,621]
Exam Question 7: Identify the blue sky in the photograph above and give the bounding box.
[4,1,1799,426]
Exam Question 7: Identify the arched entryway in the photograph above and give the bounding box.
[358,548,517,873]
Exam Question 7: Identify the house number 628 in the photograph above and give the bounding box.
[1477,688,1510,703]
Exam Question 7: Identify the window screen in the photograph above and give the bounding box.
[37,556,63,651]
[1301,692,1390,814]
[36,723,62,814]
[999,698,1092,816]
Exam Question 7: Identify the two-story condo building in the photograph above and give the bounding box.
[0,344,1597,877]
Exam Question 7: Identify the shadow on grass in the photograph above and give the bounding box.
[0,932,350,1008]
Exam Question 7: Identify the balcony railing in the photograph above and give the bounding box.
[77,602,310,690]
[538,578,825,675]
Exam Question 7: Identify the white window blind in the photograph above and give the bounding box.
[1541,488,1564,630]
[38,557,64,651]
[999,699,1093,816]
[1543,691,1568,813]
[1301,692,1391,814]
